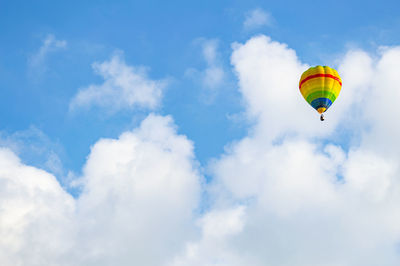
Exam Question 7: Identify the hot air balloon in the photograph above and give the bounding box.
[299,66,342,121]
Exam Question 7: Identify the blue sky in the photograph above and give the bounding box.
[2,0,400,178]
[2,1,400,265]
[0,1,397,163]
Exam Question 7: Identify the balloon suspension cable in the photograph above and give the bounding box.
[320,114,325,121]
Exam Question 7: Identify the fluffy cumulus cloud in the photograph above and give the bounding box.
[0,148,75,266]
[4,35,400,265]
[69,52,166,112]
[0,114,202,266]
[185,36,400,265]
[169,206,249,266]
[75,114,202,266]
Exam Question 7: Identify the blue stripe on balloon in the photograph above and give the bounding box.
[310,97,332,110]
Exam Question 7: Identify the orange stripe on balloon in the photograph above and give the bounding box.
[299,74,342,89]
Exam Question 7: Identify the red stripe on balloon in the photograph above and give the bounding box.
[299,74,342,89]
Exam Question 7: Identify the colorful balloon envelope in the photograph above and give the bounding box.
[299,66,342,120]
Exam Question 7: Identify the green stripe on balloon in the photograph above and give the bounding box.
[306,91,337,104]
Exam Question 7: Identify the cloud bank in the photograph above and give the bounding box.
[0,114,202,266]
[3,35,400,265]
[197,36,400,266]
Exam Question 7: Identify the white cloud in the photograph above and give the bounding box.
[28,34,67,77]
[243,8,272,30]
[162,36,400,266]
[231,36,318,140]
[204,140,400,265]
[169,206,247,266]
[359,47,400,157]
[69,52,166,112]
[75,114,202,265]
[0,148,75,266]
[4,34,400,265]
[192,35,400,265]
[0,114,202,266]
